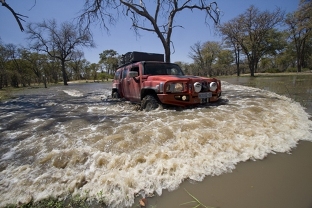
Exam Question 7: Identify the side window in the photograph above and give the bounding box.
[122,68,128,79]
[130,67,139,75]
[170,68,178,75]
[114,71,121,80]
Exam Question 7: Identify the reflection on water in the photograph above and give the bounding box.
[0,78,312,207]
[221,74,312,114]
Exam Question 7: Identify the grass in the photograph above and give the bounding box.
[0,87,22,101]
[3,194,107,208]
[3,189,215,208]
[180,189,215,208]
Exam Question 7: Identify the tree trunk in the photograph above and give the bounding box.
[249,61,255,77]
[162,41,171,63]
[236,48,240,76]
[0,74,2,89]
[61,60,68,85]
[164,45,170,63]
[297,56,302,72]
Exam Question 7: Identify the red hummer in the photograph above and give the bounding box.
[112,52,221,111]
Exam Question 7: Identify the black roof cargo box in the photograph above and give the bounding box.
[119,51,164,65]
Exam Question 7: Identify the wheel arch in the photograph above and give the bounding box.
[141,88,158,100]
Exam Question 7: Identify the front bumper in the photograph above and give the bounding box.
[157,91,221,107]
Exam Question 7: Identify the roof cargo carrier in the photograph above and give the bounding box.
[119,51,164,66]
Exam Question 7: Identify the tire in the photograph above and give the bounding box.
[141,95,160,111]
[112,91,120,98]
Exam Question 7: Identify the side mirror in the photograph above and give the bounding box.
[129,71,138,78]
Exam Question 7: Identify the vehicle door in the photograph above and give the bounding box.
[120,67,129,99]
[127,65,141,102]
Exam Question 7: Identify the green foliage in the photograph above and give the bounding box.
[98,72,113,81]
[99,49,119,75]
[265,68,280,73]
[3,193,107,208]
[286,67,298,72]
[189,41,222,77]
[218,5,285,76]
[302,68,311,72]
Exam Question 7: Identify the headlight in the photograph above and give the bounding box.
[194,82,202,93]
[209,82,217,91]
[166,83,184,92]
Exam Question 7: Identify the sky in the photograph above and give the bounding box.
[0,0,299,64]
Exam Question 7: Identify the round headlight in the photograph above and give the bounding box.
[194,82,202,93]
[175,83,183,92]
[209,82,217,91]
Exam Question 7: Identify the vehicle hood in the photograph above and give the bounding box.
[145,75,218,82]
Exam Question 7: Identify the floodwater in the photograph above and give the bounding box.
[0,75,312,208]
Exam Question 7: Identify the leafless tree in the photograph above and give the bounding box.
[78,0,220,63]
[26,19,95,85]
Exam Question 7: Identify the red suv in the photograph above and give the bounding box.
[112,52,221,110]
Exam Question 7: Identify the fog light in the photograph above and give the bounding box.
[182,95,187,101]
[209,82,217,91]
[194,82,202,92]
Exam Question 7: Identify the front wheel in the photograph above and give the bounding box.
[140,95,160,111]
[112,91,120,98]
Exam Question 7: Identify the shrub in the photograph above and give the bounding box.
[265,68,279,73]
[286,67,297,72]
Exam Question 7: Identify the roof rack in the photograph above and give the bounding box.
[118,51,164,66]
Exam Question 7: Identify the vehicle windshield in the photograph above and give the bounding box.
[143,63,184,76]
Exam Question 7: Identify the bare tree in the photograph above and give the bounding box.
[26,19,95,85]
[285,0,312,72]
[1,0,28,31]
[218,5,284,76]
[78,0,220,63]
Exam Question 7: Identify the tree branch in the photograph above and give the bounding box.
[1,0,28,31]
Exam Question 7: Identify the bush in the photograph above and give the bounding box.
[286,67,297,72]
[265,68,279,73]
[286,67,311,72]
[302,68,311,72]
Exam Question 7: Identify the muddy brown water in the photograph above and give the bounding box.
[0,74,311,208]
[143,74,312,208]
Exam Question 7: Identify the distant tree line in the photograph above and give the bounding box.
[0,0,311,89]
[0,18,111,89]
[0,40,110,89]
[189,0,312,77]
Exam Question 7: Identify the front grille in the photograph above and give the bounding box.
[201,81,209,92]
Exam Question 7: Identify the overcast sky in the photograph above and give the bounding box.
[0,0,299,64]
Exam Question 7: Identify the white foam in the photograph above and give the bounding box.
[0,148,15,160]
[63,89,83,97]
[26,118,45,123]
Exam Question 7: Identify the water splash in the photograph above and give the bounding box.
[0,82,311,207]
